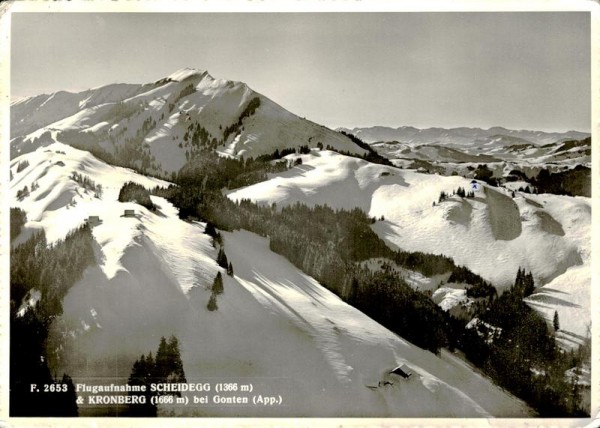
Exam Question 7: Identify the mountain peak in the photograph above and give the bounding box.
[164,67,210,82]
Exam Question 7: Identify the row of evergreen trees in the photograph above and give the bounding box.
[16,159,29,172]
[206,228,234,311]
[222,97,261,142]
[338,130,394,166]
[437,186,475,204]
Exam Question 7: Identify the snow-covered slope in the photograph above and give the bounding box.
[10,84,145,138]
[11,68,367,171]
[11,144,532,417]
[226,150,590,341]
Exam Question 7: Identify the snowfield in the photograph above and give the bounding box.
[227,150,590,344]
[10,144,533,417]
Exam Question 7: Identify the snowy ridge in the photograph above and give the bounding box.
[226,150,590,340]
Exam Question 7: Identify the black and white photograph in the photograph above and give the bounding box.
[2,1,596,425]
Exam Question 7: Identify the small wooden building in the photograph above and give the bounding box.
[87,216,101,226]
[123,209,135,217]
[390,364,412,379]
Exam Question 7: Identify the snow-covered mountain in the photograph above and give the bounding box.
[227,150,590,347]
[10,143,533,417]
[338,125,590,147]
[11,68,367,172]
[10,68,590,417]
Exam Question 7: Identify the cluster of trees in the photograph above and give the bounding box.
[204,224,233,311]
[10,222,96,415]
[152,150,291,218]
[16,160,29,172]
[16,185,30,201]
[222,97,261,142]
[447,266,497,299]
[454,186,475,198]
[10,207,26,241]
[338,130,394,166]
[348,263,454,353]
[518,185,535,194]
[436,187,475,204]
[458,269,588,416]
[533,166,590,197]
[183,122,217,152]
[71,172,103,198]
[255,145,311,162]
[127,335,186,416]
[118,182,155,211]
[109,116,161,173]
[513,267,536,297]
[474,164,498,186]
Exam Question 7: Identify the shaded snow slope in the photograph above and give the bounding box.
[227,151,590,340]
[50,227,532,417]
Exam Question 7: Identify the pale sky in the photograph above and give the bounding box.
[11,12,591,132]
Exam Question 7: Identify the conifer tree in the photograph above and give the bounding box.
[154,337,169,380]
[217,249,228,269]
[523,272,535,297]
[166,336,187,386]
[553,310,560,332]
[204,222,217,238]
[207,294,218,311]
[212,272,224,295]
[227,262,234,276]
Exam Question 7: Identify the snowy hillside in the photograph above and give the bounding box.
[10,83,144,138]
[10,144,533,417]
[11,68,367,171]
[226,150,590,343]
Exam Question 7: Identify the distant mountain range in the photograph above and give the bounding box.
[337,125,590,147]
